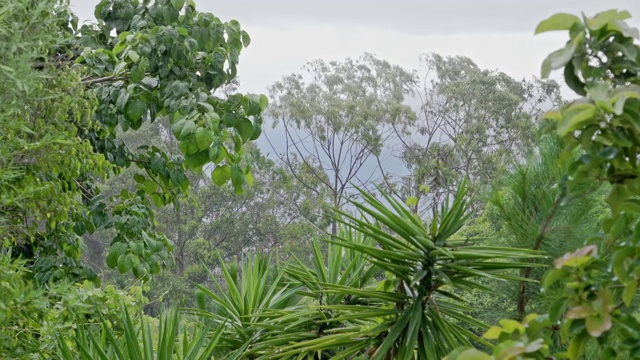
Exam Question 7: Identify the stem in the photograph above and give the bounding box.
[515,195,561,320]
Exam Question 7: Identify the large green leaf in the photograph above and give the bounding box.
[535,13,581,34]
[541,41,578,79]
[211,165,231,186]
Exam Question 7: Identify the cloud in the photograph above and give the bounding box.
[198,0,640,36]
[72,1,640,36]
[69,0,640,97]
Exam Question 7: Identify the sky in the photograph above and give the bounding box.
[71,0,640,97]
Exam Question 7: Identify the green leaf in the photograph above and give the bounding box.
[623,281,637,307]
[483,326,504,340]
[447,348,492,360]
[611,85,640,115]
[180,120,197,138]
[176,27,189,36]
[211,165,231,186]
[564,61,586,96]
[171,119,187,137]
[535,13,581,34]
[586,314,612,337]
[568,330,589,359]
[541,41,577,79]
[116,91,130,112]
[498,319,526,334]
[494,340,526,359]
[113,41,127,55]
[588,9,632,31]
[143,179,157,193]
[171,0,185,10]
[106,251,119,269]
[185,150,210,169]
[245,170,254,186]
[151,192,163,207]
[150,155,166,173]
[130,65,144,83]
[249,122,262,141]
[557,103,597,136]
[549,298,568,323]
[611,19,640,39]
[195,127,215,150]
[241,30,251,47]
[406,196,418,207]
[117,253,133,273]
[128,50,140,62]
[125,99,146,124]
[236,118,254,143]
[606,184,631,216]
[259,94,269,110]
[141,76,159,89]
[231,164,245,193]
[542,268,567,289]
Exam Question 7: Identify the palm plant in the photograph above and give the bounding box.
[79,180,542,360]
[262,180,545,359]
[55,306,222,360]
[190,252,303,358]
[263,228,391,359]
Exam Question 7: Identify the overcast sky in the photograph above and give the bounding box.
[71,1,640,96]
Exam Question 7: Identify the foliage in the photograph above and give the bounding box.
[470,136,604,323]
[267,53,416,233]
[450,9,640,360]
[185,182,542,359]
[80,0,267,279]
[190,252,302,358]
[56,306,222,360]
[86,119,328,310]
[0,252,145,359]
[397,54,562,214]
[0,0,111,282]
[0,0,266,281]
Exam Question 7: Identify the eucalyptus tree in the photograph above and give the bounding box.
[267,53,416,233]
[398,54,562,215]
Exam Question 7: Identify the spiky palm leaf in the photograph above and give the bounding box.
[189,252,304,358]
[256,180,544,359]
[55,306,223,360]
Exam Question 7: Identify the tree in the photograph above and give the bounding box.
[267,53,416,234]
[82,118,329,312]
[397,54,562,215]
[0,0,267,281]
[449,9,640,360]
[0,0,112,282]
[468,135,604,326]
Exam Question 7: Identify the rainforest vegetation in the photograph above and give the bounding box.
[2,0,640,359]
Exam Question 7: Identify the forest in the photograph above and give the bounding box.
[2,0,640,359]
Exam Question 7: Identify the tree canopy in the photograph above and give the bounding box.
[3,1,640,359]
[1,0,267,282]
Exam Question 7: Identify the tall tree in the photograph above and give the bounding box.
[267,53,416,234]
[0,0,266,281]
[467,136,604,325]
[398,54,562,214]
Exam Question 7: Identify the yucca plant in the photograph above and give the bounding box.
[259,228,392,359]
[55,306,223,360]
[257,180,545,359]
[190,252,303,358]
